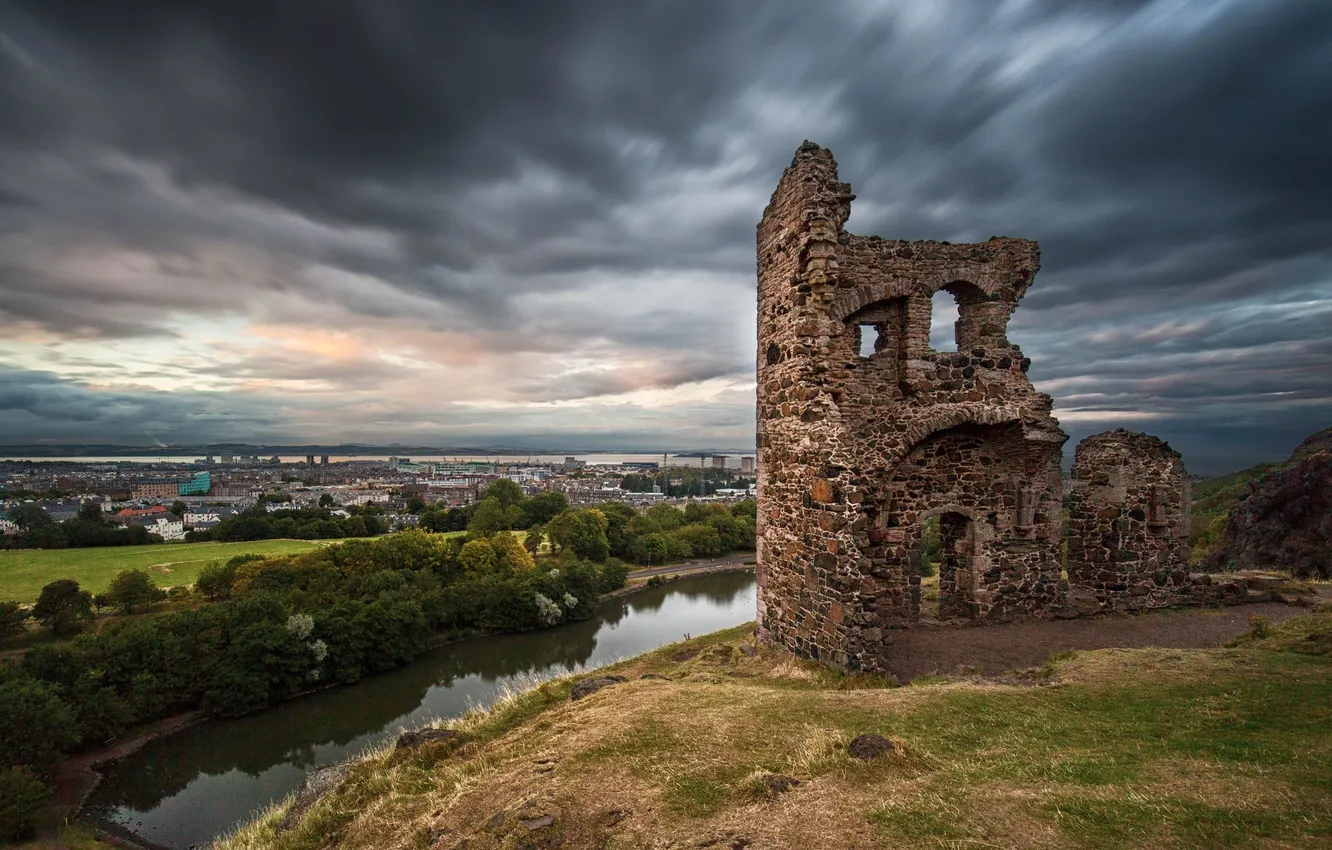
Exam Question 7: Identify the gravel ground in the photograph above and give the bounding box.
[879,599,1322,681]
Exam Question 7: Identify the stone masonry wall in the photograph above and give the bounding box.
[1065,429,1197,613]
[755,142,1067,672]
[755,143,1268,673]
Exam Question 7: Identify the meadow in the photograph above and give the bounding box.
[0,539,326,602]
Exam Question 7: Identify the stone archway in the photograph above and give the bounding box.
[937,512,976,620]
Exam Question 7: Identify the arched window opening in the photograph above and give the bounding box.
[929,289,959,352]
[857,324,879,358]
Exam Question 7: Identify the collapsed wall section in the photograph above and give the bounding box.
[1064,429,1201,611]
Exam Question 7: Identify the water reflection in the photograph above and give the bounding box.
[88,571,756,848]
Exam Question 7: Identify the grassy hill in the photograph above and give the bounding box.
[219,608,1332,849]
[0,539,325,602]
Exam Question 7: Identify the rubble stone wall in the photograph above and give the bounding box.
[1065,429,1196,612]
[755,142,1066,672]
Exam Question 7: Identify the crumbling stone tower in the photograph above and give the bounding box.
[1066,430,1192,611]
[755,142,1068,671]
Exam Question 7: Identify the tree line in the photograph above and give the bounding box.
[0,531,624,837]
[0,502,161,551]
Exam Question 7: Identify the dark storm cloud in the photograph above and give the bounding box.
[0,0,1329,469]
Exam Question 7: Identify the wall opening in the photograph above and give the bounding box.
[934,512,975,620]
[857,324,879,358]
[929,289,959,352]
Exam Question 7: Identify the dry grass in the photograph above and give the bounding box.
[217,616,1332,849]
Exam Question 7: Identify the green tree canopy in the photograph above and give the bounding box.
[31,580,93,636]
[522,491,568,526]
[457,538,499,575]
[107,569,168,614]
[482,478,525,511]
[5,503,51,531]
[0,602,28,640]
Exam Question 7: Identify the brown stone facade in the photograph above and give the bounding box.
[1064,429,1197,613]
[754,142,1247,672]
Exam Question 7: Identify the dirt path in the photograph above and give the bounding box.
[880,600,1320,681]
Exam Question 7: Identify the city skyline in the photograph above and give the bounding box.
[2,1,1330,475]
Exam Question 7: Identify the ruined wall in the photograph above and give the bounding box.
[755,142,1067,671]
[1065,429,1198,612]
[755,143,1299,673]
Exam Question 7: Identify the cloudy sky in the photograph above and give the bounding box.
[1,0,1329,472]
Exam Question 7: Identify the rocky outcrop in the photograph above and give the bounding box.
[570,675,627,700]
[1207,428,1332,579]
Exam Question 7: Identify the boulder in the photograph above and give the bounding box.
[848,733,895,760]
[395,728,457,751]
[570,675,627,700]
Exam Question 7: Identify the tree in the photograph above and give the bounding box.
[107,569,167,614]
[6,503,51,532]
[0,603,27,640]
[491,532,535,573]
[76,502,105,524]
[319,493,335,508]
[0,766,51,842]
[170,500,189,518]
[457,539,498,575]
[195,562,237,600]
[523,522,545,556]
[32,580,93,636]
[405,496,427,514]
[548,508,609,561]
[0,677,78,772]
[482,479,524,511]
[522,492,568,526]
[467,497,511,536]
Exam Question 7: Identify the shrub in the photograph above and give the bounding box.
[32,579,93,636]
[107,569,168,614]
[0,766,50,842]
[195,561,237,600]
[0,603,27,640]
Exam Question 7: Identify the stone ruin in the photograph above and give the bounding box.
[754,142,1251,672]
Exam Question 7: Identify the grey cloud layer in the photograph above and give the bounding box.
[1,0,1329,470]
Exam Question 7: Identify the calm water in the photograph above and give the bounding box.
[86,572,757,848]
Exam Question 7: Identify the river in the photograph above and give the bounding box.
[85,571,758,848]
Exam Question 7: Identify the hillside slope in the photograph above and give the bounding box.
[220,611,1332,850]
[1203,426,1332,578]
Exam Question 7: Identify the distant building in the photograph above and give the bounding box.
[320,455,330,465]
[178,471,211,496]
[306,455,316,465]
[741,456,755,474]
[133,480,181,500]
[712,455,727,469]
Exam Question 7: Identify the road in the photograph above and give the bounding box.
[627,555,754,580]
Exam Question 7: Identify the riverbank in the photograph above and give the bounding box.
[55,567,756,847]
[218,603,1332,849]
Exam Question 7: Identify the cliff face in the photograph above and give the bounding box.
[1207,427,1332,578]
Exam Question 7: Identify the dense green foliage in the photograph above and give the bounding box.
[0,526,638,818]
[31,579,93,636]
[0,498,756,833]
[207,503,387,542]
[106,568,169,613]
[0,765,50,841]
[1,501,161,550]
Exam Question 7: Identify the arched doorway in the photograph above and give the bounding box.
[916,510,977,621]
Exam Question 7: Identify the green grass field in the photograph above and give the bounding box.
[0,539,326,602]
